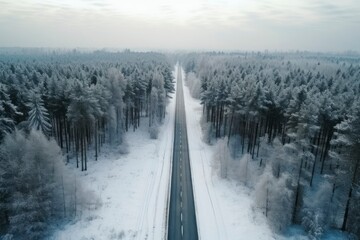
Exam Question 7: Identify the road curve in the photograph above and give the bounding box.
[168,65,198,240]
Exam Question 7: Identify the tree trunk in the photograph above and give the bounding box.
[125,107,129,132]
[252,122,259,159]
[81,130,84,171]
[314,127,322,160]
[95,121,98,161]
[266,186,269,218]
[59,117,63,148]
[62,175,66,218]
[242,118,246,154]
[292,156,304,224]
[321,129,333,174]
[342,156,360,231]
[64,116,69,163]
[84,131,87,171]
[74,175,77,217]
[227,109,234,145]
[75,128,79,168]
[341,187,352,231]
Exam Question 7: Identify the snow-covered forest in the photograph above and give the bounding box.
[1,49,360,239]
[182,52,360,239]
[0,50,174,239]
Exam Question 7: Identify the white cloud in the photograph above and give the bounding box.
[0,0,359,51]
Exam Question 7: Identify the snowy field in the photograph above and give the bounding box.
[52,70,177,240]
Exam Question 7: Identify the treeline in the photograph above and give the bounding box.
[183,52,360,238]
[0,51,174,239]
[0,51,174,169]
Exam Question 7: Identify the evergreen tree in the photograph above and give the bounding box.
[27,93,51,136]
[0,130,64,240]
[0,84,21,140]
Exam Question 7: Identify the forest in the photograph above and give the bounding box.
[183,52,360,239]
[0,50,174,239]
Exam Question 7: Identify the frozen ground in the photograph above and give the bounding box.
[54,65,344,240]
[181,66,353,240]
[52,69,177,240]
[181,66,276,240]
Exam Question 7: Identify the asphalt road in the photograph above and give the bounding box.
[168,67,198,240]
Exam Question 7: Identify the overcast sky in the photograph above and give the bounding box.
[0,0,359,52]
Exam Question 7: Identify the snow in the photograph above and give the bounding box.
[181,66,276,240]
[54,64,276,240]
[52,70,177,240]
[52,64,348,240]
[181,65,352,240]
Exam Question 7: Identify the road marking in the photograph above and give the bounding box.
[180,190,182,199]
[181,225,184,237]
[180,201,183,208]
[181,212,183,223]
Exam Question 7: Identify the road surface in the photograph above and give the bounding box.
[168,66,198,240]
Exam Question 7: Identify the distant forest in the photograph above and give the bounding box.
[0,50,174,239]
[183,52,360,239]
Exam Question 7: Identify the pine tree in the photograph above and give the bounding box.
[27,93,52,136]
[67,81,102,171]
[0,84,21,140]
[0,130,64,240]
[331,102,360,235]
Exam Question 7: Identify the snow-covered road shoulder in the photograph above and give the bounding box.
[182,67,275,240]
[52,74,176,240]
